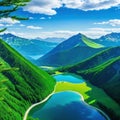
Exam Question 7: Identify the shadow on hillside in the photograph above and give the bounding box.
[84,82,120,120]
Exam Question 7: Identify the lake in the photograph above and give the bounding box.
[31,91,106,120]
[53,74,84,83]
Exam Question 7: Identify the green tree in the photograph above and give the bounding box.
[0,63,7,100]
[0,0,31,32]
[0,0,31,100]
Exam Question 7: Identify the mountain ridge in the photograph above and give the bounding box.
[0,39,55,120]
[38,33,105,67]
[0,33,58,64]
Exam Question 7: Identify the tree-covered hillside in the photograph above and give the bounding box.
[78,56,120,105]
[61,47,120,73]
[0,39,55,120]
[57,47,120,107]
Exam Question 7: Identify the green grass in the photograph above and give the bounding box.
[82,35,104,48]
[55,81,120,117]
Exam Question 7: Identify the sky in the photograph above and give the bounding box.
[1,0,120,40]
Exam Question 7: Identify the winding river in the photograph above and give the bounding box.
[27,74,109,120]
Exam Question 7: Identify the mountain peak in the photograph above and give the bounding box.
[3,33,15,37]
[72,33,84,38]
[77,33,83,36]
[99,32,120,43]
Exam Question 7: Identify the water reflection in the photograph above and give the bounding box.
[31,91,106,120]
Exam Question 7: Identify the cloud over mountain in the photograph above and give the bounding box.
[94,19,120,26]
[27,25,43,30]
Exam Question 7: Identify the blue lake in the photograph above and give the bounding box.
[53,74,84,83]
[31,91,106,120]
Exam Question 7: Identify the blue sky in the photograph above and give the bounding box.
[1,0,120,39]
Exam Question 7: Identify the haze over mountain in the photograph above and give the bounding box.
[38,33,105,67]
[0,33,58,62]
[96,32,120,46]
[36,37,66,43]
[0,39,55,120]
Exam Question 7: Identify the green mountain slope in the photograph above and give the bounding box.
[0,33,58,64]
[61,47,120,73]
[57,47,120,106]
[38,33,105,67]
[78,56,120,104]
[82,35,104,48]
[0,39,55,120]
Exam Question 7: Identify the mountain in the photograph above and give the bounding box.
[58,47,120,105]
[37,33,105,67]
[78,56,120,105]
[0,33,58,61]
[0,39,55,120]
[36,37,66,43]
[96,32,120,46]
[62,47,120,73]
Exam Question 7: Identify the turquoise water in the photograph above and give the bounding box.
[31,91,106,120]
[53,74,84,83]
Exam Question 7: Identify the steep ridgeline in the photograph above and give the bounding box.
[96,32,120,46]
[0,39,55,120]
[63,47,120,73]
[0,33,58,61]
[38,33,105,67]
[60,47,120,105]
[78,56,120,105]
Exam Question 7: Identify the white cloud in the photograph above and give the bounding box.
[62,0,120,11]
[0,18,20,25]
[24,0,120,15]
[80,27,120,38]
[1,30,24,37]
[39,31,77,38]
[24,0,62,15]
[94,19,120,26]
[40,17,46,20]
[29,17,34,19]
[4,28,120,40]
[20,24,25,27]
[27,25,43,30]
[0,24,4,26]
[37,28,120,39]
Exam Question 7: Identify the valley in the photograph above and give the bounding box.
[1,1,120,120]
[1,32,120,120]
[26,73,120,120]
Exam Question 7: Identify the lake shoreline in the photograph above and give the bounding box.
[24,91,110,120]
[23,73,110,120]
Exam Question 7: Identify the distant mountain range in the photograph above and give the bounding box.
[36,37,65,43]
[96,32,120,46]
[37,33,105,67]
[37,32,120,67]
[0,33,59,63]
[1,32,120,66]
